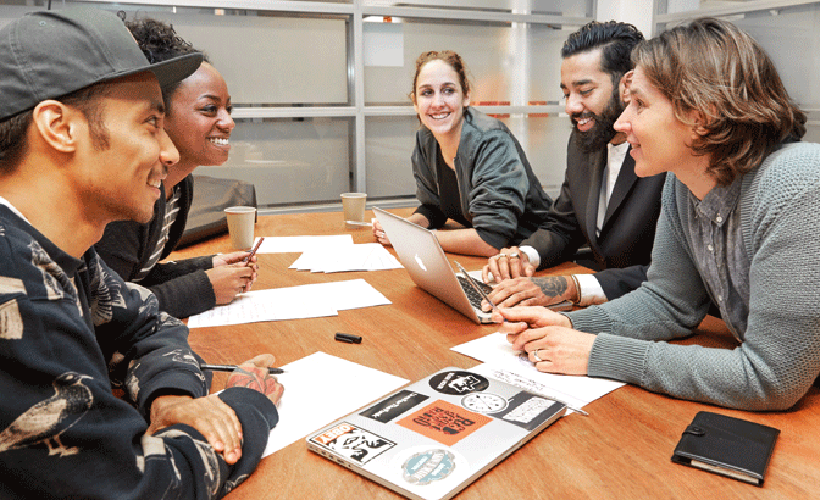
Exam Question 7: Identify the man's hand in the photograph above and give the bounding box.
[484,276,577,310]
[146,355,284,465]
[148,394,245,464]
[226,354,284,408]
[482,246,535,282]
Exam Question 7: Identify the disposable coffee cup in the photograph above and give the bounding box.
[341,193,368,226]
[224,206,256,249]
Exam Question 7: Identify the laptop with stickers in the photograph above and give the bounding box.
[306,367,566,500]
[373,207,495,324]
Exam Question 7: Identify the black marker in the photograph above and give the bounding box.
[201,363,284,375]
[335,332,362,344]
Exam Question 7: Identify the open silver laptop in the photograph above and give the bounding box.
[373,207,494,324]
[307,367,566,500]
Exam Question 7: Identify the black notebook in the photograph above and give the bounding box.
[671,411,779,486]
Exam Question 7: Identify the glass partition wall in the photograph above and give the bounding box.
[0,0,594,212]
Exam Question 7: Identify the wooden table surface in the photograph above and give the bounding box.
[170,208,820,500]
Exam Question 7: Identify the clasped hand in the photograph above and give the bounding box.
[493,306,595,375]
[148,354,284,465]
[482,246,535,282]
[208,250,259,305]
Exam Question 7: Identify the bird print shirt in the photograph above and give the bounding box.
[0,203,278,499]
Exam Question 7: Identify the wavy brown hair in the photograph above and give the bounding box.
[632,17,806,185]
[410,50,471,102]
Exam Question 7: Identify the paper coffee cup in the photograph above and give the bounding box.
[224,206,256,249]
[341,193,367,226]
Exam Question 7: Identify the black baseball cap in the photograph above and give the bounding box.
[0,7,203,121]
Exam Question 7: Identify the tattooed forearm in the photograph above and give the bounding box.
[533,276,568,298]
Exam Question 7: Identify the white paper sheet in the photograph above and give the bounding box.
[290,243,402,273]
[294,279,392,311]
[254,235,354,254]
[263,351,409,456]
[451,332,624,411]
[186,279,391,328]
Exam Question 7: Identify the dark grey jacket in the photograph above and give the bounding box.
[411,108,553,249]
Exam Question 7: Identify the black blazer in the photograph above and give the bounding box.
[521,131,666,299]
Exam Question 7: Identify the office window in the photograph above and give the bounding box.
[654,1,820,146]
[197,117,352,206]
[0,0,593,211]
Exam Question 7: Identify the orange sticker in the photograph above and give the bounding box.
[397,399,491,446]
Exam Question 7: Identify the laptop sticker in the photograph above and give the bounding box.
[401,449,457,485]
[309,422,396,464]
[489,392,563,431]
[360,389,429,423]
[398,399,491,446]
[461,392,508,413]
[428,370,489,395]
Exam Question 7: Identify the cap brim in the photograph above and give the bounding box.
[145,52,204,89]
[96,52,203,91]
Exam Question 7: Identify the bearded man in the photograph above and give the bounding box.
[482,21,667,309]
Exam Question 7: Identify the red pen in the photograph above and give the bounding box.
[243,237,265,266]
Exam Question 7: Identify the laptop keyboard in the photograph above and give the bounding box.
[457,275,493,310]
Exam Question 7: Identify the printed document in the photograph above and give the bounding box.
[186,279,391,328]
[452,332,624,411]
[290,243,402,272]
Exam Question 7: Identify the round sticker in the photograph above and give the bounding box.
[401,449,456,485]
[428,371,489,395]
[461,392,508,413]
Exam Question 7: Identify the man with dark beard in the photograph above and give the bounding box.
[482,21,667,309]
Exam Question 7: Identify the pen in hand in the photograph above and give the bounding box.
[201,363,284,375]
[243,237,265,266]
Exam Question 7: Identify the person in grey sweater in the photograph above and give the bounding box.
[495,18,820,411]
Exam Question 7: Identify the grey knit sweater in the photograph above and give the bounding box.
[568,142,820,411]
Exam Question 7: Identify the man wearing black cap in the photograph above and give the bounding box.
[0,8,282,499]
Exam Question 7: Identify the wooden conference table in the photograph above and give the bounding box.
[170,208,820,500]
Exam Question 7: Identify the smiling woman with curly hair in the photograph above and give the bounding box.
[95,18,256,319]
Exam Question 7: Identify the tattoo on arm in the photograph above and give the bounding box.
[533,276,567,298]
[227,367,279,396]
[227,367,266,390]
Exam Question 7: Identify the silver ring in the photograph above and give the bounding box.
[509,252,520,259]
[491,254,501,261]
[532,349,542,362]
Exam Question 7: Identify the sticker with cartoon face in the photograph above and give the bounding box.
[461,392,508,413]
[428,371,489,395]
[310,422,395,464]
